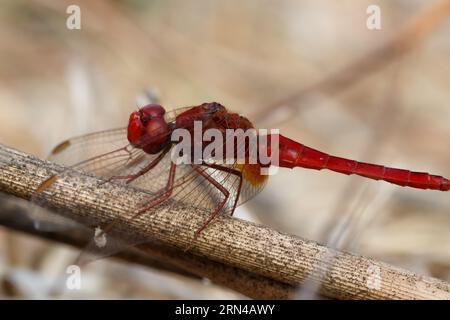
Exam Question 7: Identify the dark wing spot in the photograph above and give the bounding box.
[51,140,71,155]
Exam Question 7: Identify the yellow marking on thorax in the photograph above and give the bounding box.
[236,163,268,187]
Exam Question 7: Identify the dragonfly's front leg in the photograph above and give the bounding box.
[102,148,169,185]
[130,161,178,220]
[102,161,177,235]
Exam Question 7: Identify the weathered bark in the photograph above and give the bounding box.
[1,144,449,299]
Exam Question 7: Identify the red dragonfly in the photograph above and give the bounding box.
[36,102,450,243]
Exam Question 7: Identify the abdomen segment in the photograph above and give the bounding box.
[276,135,449,191]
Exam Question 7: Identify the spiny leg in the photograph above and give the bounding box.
[127,161,177,221]
[101,161,177,236]
[200,163,243,216]
[190,164,230,238]
[100,147,169,185]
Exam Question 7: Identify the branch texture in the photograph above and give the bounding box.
[1,144,450,299]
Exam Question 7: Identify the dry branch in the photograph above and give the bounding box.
[0,182,294,300]
[0,194,200,280]
[1,144,450,299]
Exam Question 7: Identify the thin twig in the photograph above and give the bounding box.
[1,144,450,299]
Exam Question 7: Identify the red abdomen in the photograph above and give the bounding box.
[276,134,450,191]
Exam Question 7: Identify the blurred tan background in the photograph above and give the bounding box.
[1,0,450,298]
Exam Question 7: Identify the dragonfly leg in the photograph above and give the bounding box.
[200,163,243,216]
[129,161,177,218]
[190,165,230,238]
[74,163,177,267]
[100,148,169,185]
[102,161,177,235]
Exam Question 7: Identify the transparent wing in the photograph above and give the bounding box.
[31,106,270,265]
[31,120,186,233]
[74,155,270,264]
[173,162,268,215]
[48,127,142,177]
[30,128,162,231]
[48,128,129,164]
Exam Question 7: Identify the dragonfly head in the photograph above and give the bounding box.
[127,104,171,154]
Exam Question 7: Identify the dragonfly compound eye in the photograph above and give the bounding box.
[141,116,170,154]
[140,104,166,118]
[127,111,143,146]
